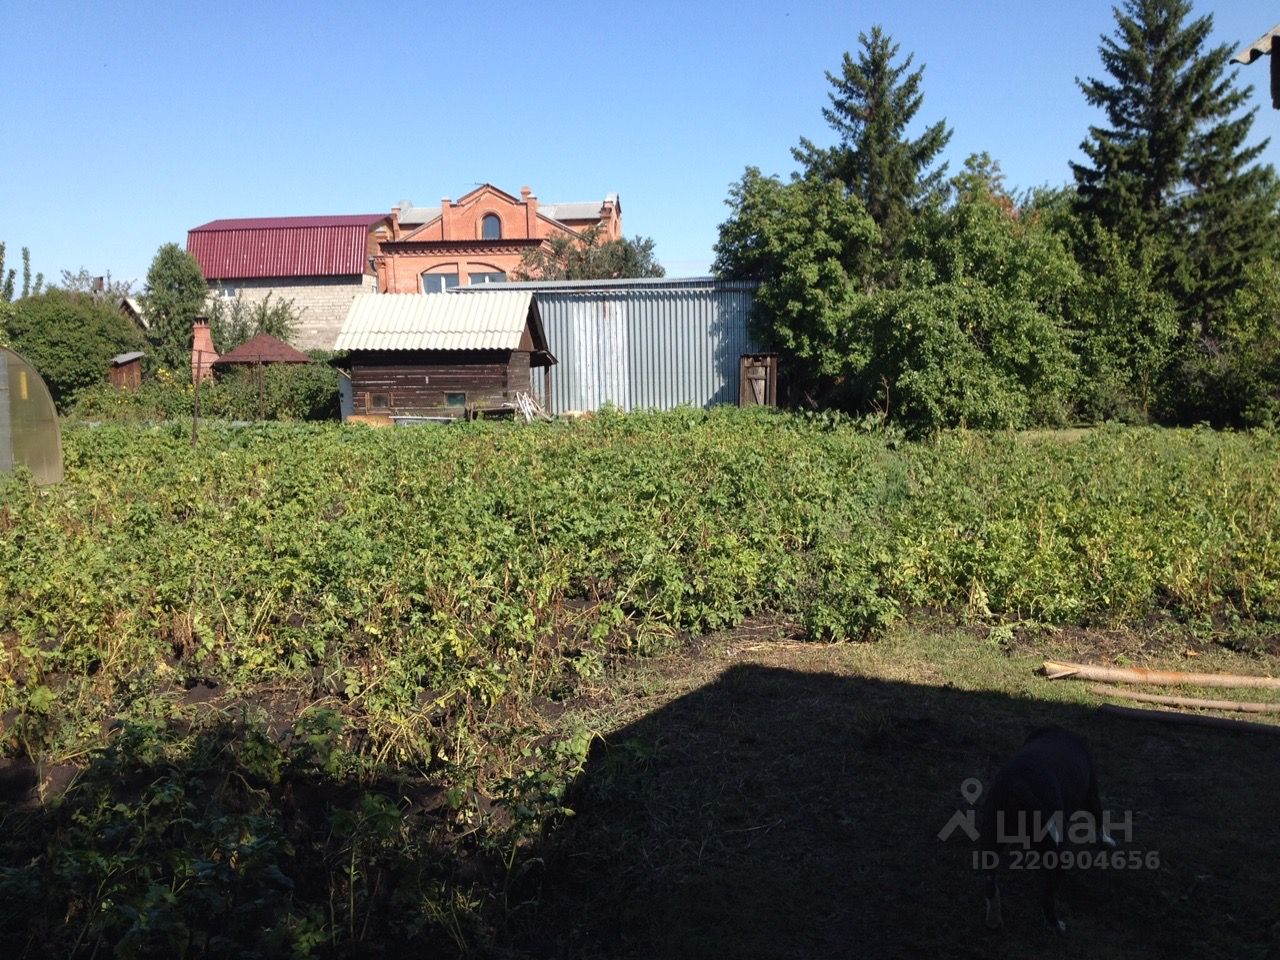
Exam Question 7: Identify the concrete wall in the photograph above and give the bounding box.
[209,274,375,351]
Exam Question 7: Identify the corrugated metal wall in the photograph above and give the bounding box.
[460,279,758,414]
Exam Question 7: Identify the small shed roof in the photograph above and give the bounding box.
[1233,24,1280,108]
[110,351,145,366]
[336,291,552,359]
[213,334,311,366]
[1234,25,1280,63]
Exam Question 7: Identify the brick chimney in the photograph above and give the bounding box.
[440,197,453,239]
[191,318,218,383]
[600,193,620,240]
[521,185,538,237]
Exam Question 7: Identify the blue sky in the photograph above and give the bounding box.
[3,1,1278,287]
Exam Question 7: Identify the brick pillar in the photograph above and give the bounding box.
[191,318,218,383]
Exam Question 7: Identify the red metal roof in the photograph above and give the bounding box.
[212,333,312,366]
[187,215,386,280]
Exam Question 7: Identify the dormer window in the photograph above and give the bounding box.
[481,214,502,240]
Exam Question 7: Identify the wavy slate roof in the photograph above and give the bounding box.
[187,215,386,280]
[336,292,544,353]
[1234,25,1280,62]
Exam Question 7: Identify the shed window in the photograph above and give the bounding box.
[445,392,466,407]
[421,272,459,294]
[367,392,390,412]
[481,214,501,240]
[468,271,506,285]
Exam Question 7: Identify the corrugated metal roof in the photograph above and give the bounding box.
[187,215,385,280]
[190,215,387,231]
[1235,25,1280,62]
[336,292,540,352]
[110,351,145,366]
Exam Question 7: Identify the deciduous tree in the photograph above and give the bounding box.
[2,290,144,407]
[514,227,665,281]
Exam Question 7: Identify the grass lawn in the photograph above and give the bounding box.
[502,620,1280,959]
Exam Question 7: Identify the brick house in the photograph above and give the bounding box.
[374,184,621,294]
[187,214,391,351]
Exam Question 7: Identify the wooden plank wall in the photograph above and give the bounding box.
[349,349,532,415]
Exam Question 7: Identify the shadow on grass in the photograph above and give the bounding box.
[503,664,1280,960]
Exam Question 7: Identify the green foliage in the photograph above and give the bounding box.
[56,267,134,300]
[792,25,952,253]
[1072,0,1280,333]
[716,159,1079,431]
[69,361,340,422]
[0,242,43,303]
[514,226,665,281]
[206,288,303,352]
[0,289,144,407]
[1067,221,1180,421]
[142,243,209,371]
[1171,258,1280,427]
[714,168,882,397]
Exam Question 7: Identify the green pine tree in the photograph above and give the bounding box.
[792,25,952,255]
[1072,0,1279,334]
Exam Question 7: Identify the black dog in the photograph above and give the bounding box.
[978,725,1114,932]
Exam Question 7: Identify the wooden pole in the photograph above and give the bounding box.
[1043,660,1280,690]
[1088,683,1280,714]
[192,350,201,448]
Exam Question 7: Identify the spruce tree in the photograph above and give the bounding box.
[792,25,952,254]
[1072,0,1279,334]
[142,243,209,371]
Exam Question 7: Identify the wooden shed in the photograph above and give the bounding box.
[335,291,556,422]
[108,351,145,391]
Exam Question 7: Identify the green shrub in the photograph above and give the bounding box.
[69,362,340,422]
[0,290,144,407]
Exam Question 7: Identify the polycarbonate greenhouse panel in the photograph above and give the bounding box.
[0,346,63,484]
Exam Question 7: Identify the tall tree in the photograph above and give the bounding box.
[141,243,208,370]
[792,25,952,254]
[0,243,42,302]
[58,268,134,300]
[1072,0,1279,333]
[514,227,665,282]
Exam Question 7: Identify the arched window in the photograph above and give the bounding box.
[481,214,501,240]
